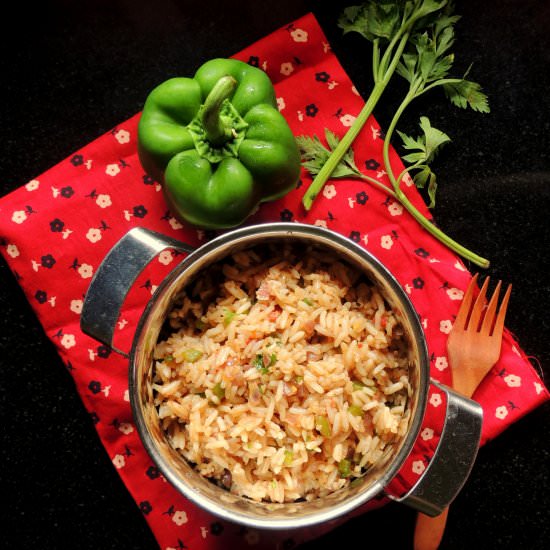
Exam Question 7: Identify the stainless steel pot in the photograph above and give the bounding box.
[81,222,482,529]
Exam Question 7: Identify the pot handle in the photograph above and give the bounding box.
[388,380,483,516]
[80,227,194,356]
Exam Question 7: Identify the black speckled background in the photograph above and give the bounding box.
[1,1,549,548]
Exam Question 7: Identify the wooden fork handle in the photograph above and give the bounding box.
[414,508,449,550]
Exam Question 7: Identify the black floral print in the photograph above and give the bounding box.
[349,231,360,243]
[248,55,260,67]
[49,218,64,232]
[142,174,155,185]
[70,154,84,166]
[415,247,430,258]
[41,254,56,268]
[88,380,101,394]
[413,277,425,289]
[356,191,368,205]
[61,186,75,198]
[139,501,153,515]
[305,103,318,117]
[365,158,380,171]
[34,290,47,304]
[133,205,148,218]
[315,71,330,82]
[97,345,111,359]
[146,466,161,480]
[280,209,293,222]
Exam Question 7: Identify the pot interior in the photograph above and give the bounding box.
[129,224,428,528]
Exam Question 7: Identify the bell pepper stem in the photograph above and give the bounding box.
[202,75,237,146]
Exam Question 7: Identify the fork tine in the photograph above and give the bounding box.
[480,280,502,335]
[454,273,479,331]
[468,276,490,331]
[492,283,512,339]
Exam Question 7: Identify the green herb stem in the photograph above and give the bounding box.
[382,91,490,268]
[302,32,410,211]
[302,81,385,210]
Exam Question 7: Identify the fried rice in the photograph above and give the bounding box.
[152,243,411,503]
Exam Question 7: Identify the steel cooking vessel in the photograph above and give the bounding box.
[81,222,482,529]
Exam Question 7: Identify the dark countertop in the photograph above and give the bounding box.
[1,1,549,548]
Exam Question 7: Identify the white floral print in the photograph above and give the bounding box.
[105,163,121,177]
[280,62,294,76]
[434,356,448,371]
[380,235,393,250]
[172,510,188,526]
[339,114,356,127]
[314,219,327,228]
[439,319,452,334]
[11,210,27,224]
[322,184,336,199]
[290,28,308,42]
[118,422,134,435]
[70,299,83,314]
[446,287,464,301]
[96,194,112,208]
[112,454,126,469]
[412,460,426,475]
[504,374,521,388]
[6,244,19,258]
[429,393,442,407]
[277,97,286,111]
[495,405,508,420]
[168,217,183,230]
[86,228,102,243]
[114,129,130,144]
[25,179,40,191]
[61,334,76,349]
[421,427,434,441]
[158,250,174,266]
[401,173,414,187]
[78,263,94,279]
[387,202,403,216]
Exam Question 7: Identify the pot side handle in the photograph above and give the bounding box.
[388,380,483,516]
[80,227,193,356]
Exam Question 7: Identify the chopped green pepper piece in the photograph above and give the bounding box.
[182,348,203,362]
[252,353,276,374]
[212,382,225,399]
[348,404,364,417]
[352,380,365,391]
[315,415,332,438]
[350,477,363,488]
[195,319,206,330]
[284,450,294,466]
[223,308,236,327]
[163,354,174,362]
[302,298,314,306]
[338,459,352,478]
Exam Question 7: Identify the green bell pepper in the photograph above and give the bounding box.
[137,58,301,229]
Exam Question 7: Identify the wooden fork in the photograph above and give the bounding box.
[413,273,512,550]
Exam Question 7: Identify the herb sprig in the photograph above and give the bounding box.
[298,0,490,268]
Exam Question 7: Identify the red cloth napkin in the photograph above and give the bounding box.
[1,13,547,550]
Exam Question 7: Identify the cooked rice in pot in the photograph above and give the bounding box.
[152,243,411,503]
